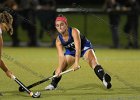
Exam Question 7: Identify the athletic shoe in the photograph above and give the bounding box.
[103,73,112,89]
[45,84,56,90]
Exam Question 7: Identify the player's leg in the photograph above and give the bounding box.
[83,49,112,89]
[45,56,67,90]
[45,55,75,90]
[65,55,75,69]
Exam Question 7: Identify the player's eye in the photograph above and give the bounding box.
[60,23,64,26]
[56,24,59,27]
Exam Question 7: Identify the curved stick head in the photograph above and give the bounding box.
[32,92,41,98]
[19,86,25,92]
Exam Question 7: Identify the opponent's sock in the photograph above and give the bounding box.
[94,65,105,81]
[51,71,62,88]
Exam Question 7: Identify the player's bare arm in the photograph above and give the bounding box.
[55,36,66,76]
[72,28,81,70]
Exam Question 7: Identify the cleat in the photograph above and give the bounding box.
[103,73,112,89]
[45,84,56,90]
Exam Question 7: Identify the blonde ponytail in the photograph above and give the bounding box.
[0,11,13,35]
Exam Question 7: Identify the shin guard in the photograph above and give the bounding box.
[94,65,105,81]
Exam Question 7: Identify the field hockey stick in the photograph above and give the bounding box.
[19,66,81,92]
[11,75,41,98]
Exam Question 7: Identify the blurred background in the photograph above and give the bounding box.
[0,0,140,49]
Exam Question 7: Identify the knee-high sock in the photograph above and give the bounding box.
[51,71,62,88]
[94,65,105,81]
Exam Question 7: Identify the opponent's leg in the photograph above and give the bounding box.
[45,55,75,90]
[83,49,112,89]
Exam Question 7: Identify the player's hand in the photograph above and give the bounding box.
[55,68,62,77]
[72,63,80,71]
[5,70,13,78]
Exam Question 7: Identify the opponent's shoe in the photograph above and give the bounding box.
[45,84,56,90]
[103,73,112,89]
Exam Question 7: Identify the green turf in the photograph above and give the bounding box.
[0,47,140,100]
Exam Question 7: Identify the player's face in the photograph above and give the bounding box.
[55,21,67,34]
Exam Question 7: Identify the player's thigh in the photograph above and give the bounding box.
[83,49,99,67]
[65,55,75,68]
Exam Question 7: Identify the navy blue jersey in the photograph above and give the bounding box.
[58,27,93,57]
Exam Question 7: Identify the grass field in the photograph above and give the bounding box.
[0,47,140,100]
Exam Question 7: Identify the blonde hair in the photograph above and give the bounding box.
[0,11,13,35]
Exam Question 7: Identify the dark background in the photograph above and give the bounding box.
[55,0,104,7]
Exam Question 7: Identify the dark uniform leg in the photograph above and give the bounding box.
[109,13,120,48]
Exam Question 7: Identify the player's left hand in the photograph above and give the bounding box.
[72,63,79,71]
